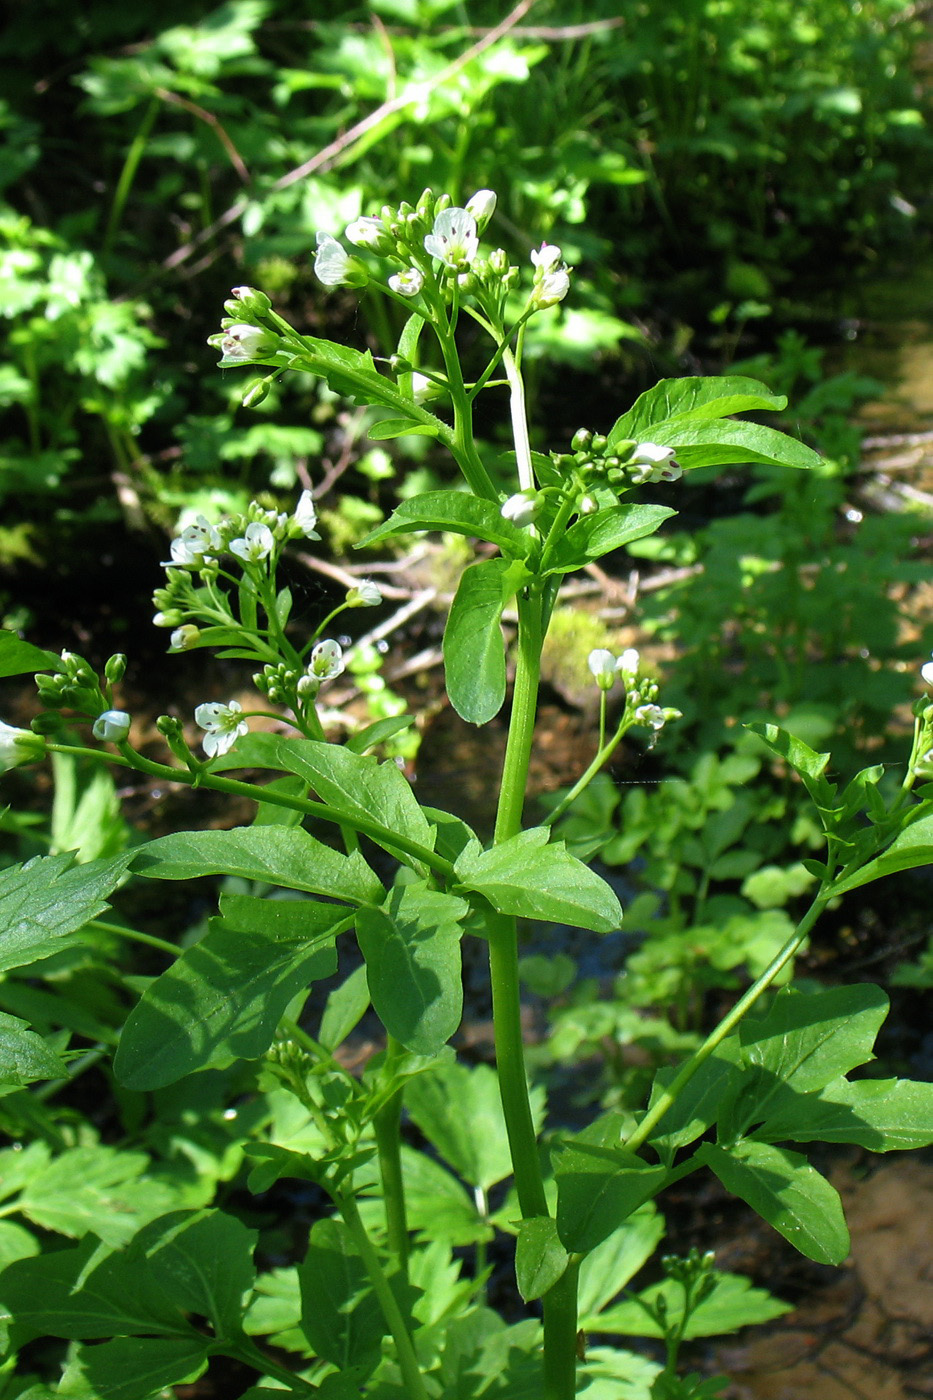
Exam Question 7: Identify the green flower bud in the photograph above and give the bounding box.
[104,653,127,684]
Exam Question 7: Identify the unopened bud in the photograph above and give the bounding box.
[104,654,127,684]
[92,709,132,743]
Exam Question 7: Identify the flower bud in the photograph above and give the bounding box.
[92,709,132,743]
[225,285,272,318]
[242,375,274,409]
[571,428,593,453]
[501,491,540,529]
[465,188,497,231]
[345,216,390,251]
[31,712,63,736]
[153,609,184,629]
[0,721,46,771]
[216,323,278,362]
[588,649,618,691]
[104,653,127,683]
[170,625,202,652]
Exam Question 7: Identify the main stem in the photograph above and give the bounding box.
[373,1034,410,1275]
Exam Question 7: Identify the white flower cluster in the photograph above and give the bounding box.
[586,648,681,735]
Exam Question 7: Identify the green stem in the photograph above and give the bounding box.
[229,1337,317,1395]
[624,891,828,1154]
[486,910,548,1219]
[372,1034,410,1275]
[338,1192,429,1400]
[88,918,179,959]
[103,96,159,256]
[494,591,543,845]
[542,1258,580,1400]
[45,742,455,883]
[543,713,634,830]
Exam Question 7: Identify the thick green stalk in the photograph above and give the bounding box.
[624,891,829,1153]
[372,1034,410,1274]
[494,591,543,845]
[543,1259,580,1400]
[339,1192,429,1400]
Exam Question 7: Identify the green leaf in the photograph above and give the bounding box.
[0,1011,68,1086]
[0,629,61,677]
[61,1336,209,1400]
[298,1218,386,1370]
[657,419,819,472]
[294,335,443,433]
[515,1217,569,1302]
[0,851,133,974]
[132,826,382,905]
[0,1235,190,1346]
[592,1270,791,1338]
[829,809,933,894]
[545,504,676,574]
[114,895,344,1089]
[366,417,441,440]
[754,1075,933,1151]
[443,557,510,724]
[696,1140,849,1264]
[577,1205,666,1318]
[355,884,467,1055]
[554,1114,668,1253]
[133,1210,257,1339]
[736,984,888,1122]
[319,965,371,1052]
[405,1059,545,1192]
[357,490,530,555]
[455,828,623,932]
[608,376,789,445]
[345,715,416,755]
[17,1144,179,1248]
[646,1040,744,1161]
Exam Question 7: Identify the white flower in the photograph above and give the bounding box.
[634,703,666,731]
[388,268,424,297]
[411,372,440,403]
[465,189,497,230]
[631,443,675,467]
[92,710,131,743]
[531,243,562,273]
[314,232,352,287]
[168,516,220,566]
[230,522,275,564]
[423,208,479,269]
[0,721,45,771]
[195,700,249,758]
[588,649,618,690]
[921,656,933,686]
[308,639,345,681]
[579,495,598,515]
[293,489,321,540]
[347,579,382,608]
[618,648,640,680]
[531,267,570,309]
[219,323,276,361]
[345,216,385,249]
[501,491,540,528]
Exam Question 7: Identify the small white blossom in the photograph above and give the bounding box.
[618,648,640,681]
[195,700,249,758]
[314,232,352,287]
[347,579,382,608]
[345,216,385,248]
[168,516,220,567]
[92,710,131,743]
[293,490,321,540]
[219,323,276,361]
[531,243,562,273]
[307,639,345,682]
[631,443,675,467]
[411,372,440,403]
[388,268,424,297]
[634,703,666,731]
[579,495,598,515]
[531,267,570,309]
[423,208,479,269]
[922,656,933,686]
[588,649,618,690]
[501,491,540,529]
[230,522,275,564]
[465,189,497,230]
[0,721,45,771]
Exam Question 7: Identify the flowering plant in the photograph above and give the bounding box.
[2,188,933,1400]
